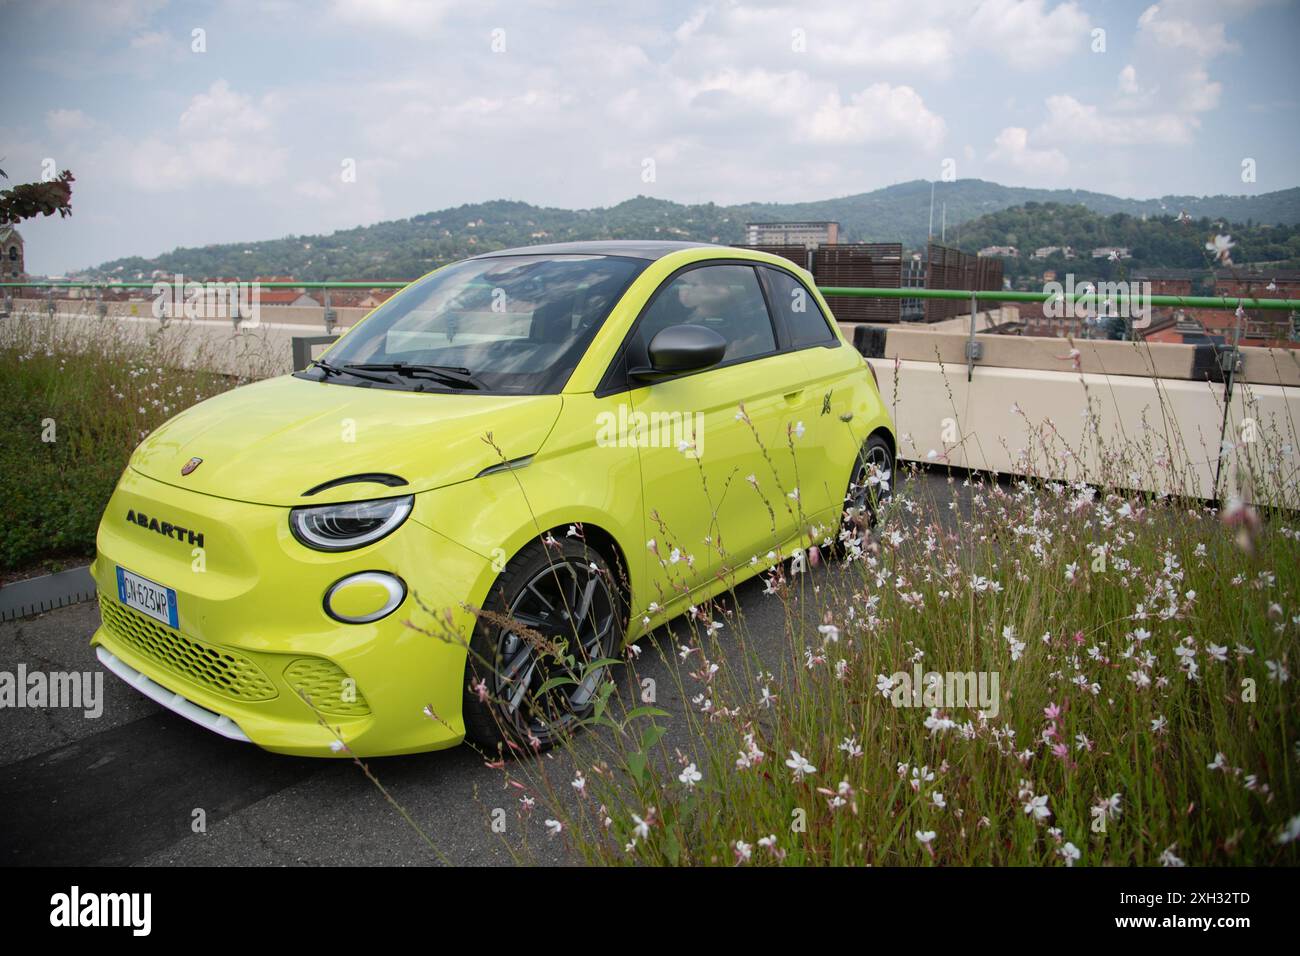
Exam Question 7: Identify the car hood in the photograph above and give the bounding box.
[129,375,562,506]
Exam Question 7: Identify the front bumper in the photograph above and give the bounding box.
[91,468,491,756]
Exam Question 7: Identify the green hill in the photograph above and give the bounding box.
[89,180,1300,281]
[950,202,1300,286]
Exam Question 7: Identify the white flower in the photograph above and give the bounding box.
[915,830,936,845]
[1003,625,1026,661]
[1206,234,1234,264]
[1266,659,1290,684]
[792,421,806,439]
[1023,794,1051,821]
[875,673,896,697]
[1277,814,1300,845]
[839,736,863,759]
[1159,844,1186,867]
[817,623,840,642]
[571,772,587,796]
[785,750,816,781]
[678,763,702,789]
[1207,752,1228,771]
[931,791,947,809]
[733,840,753,864]
[631,813,651,840]
[1151,715,1167,734]
[545,819,563,836]
[1059,842,1081,867]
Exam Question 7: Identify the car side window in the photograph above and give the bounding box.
[761,266,837,348]
[638,265,776,364]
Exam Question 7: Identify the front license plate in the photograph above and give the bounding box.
[116,566,179,629]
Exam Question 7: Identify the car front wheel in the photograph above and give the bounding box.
[462,538,624,752]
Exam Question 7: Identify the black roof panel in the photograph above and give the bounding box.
[471,239,722,261]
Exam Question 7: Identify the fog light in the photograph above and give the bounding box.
[324,571,406,624]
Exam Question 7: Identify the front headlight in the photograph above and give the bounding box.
[289,495,414,551]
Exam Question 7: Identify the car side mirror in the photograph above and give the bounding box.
[630,324,727,382]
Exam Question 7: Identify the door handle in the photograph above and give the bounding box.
[783,389,803,403]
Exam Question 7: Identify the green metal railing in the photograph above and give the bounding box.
[819,286,1300,312]
[2,279,1299,312]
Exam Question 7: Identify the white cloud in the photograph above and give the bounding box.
[46,108,94,133]
[1137,4,1239,57]
[1038,93,1198,145]
[988,126,1069,180]
[1180,67,1222,112]
[1118,65,1140,95]
[814,27,955,71]
[123,80,287,190]
[803,83,946,149]
[970,0,1091,68]
[328,0,458,33]
[129,30,168,51]
[178,80,273,135]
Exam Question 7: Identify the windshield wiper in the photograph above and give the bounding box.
[343,362,483,390]
[311,360,397,385]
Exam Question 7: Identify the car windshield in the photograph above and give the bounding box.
[302,254,646,393]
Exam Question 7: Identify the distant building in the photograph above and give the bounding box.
[1031,245,1075,259]
[978,245,1018,258]
[1132,268,1199,298]
[0,225,25,281]
[745,221,839,247]
[256,289,321,308]
[1091,246,1131,260]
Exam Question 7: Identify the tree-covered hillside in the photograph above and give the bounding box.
[951,202,1300,285]
[89,181,1300,281]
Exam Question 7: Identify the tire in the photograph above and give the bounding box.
[462,538,624,753]
[840,433,894,545]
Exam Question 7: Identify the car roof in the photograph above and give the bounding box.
[470,239,725,261]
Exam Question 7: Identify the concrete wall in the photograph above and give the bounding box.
[863,325,1300,506]
[6,297,373,330]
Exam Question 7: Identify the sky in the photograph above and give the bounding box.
[2,0,1297,275]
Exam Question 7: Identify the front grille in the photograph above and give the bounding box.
[284,658,371,716]
[99,597,278,702]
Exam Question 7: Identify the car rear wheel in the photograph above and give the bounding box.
[463,538,624,753]
[841,433,893,545]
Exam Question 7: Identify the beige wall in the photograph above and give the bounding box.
[868,328,1299,506]
[7,297,373,329]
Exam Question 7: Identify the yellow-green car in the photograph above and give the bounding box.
[90,241,895,756]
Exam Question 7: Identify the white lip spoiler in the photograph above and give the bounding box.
[96,645,251,743]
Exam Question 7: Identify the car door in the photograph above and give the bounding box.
[756,264,854,521]
[617,263,818,608]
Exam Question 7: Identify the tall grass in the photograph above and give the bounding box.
[0,308,275,572]
[414,362,1299,867]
